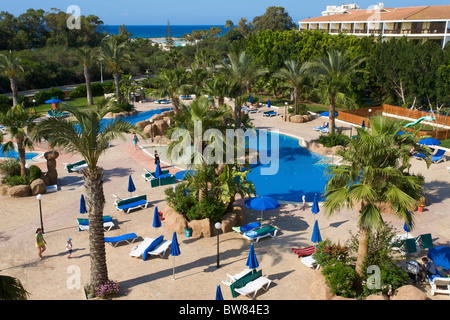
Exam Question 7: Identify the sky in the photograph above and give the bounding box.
[3,0,449,25]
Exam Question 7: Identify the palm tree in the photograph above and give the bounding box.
[220,51,268,128]
[75,47,94,106]
[323,117,426,275]
[0,105,39,176]
[308,50,366,134]
[0,275,29,300]
[0,50,23,106]
[99,38,130,105]
[149,68,189,114]
[203,75,238,107]
[32,102,143,292]
[275,60,309,116]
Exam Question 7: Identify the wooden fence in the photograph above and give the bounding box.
[338,104,450,139]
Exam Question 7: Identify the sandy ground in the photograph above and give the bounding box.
[1,101,449,301]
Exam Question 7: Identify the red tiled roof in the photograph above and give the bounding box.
[300,5,450,23]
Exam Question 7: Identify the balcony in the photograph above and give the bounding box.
[369,29,382,34]
[341,29,353,33]
[330,28,341,33]
[384,29,401,34]
[354,29,367,34]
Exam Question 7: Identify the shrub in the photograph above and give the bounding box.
[4,175,29,186]
[95,280,120,299]
[313,239,349,267]
[322,261,358,298]
[34,87,65,104]
[0,159,21,177]
[317,131,350,148]
[29,165,42,182]
[164,183,197,218]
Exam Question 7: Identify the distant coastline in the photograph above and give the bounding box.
[102,25,229,39]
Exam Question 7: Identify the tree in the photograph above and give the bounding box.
[75,47,94,105]
[308,50,366,134]
[99,38,130,104]
[32,102,142,292]
[148,68,189,114]
[252,6,295,33]
[0,51,24,106]
[220,51,268,128]
[323,117,427,275]
[0,105,39,176]
[166,20,174,48]
[225,20,234,30]
[275,60,309,115]
[0,275,29,300]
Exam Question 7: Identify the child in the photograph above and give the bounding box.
[66,238,73,259]
[35,228,46,259]
[133,134,139,150]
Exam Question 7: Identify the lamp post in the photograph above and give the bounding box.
[150,119,154,142]
[37,194,44,233]
[32,99,36,114]
[215,222,221,268]
[368,109,372,128]
[25,163,30,186]
[285,102,288,122]
[100,35,110,83]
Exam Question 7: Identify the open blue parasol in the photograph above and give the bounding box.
[170,232,181,280]
[249,94,253,103]
[427,246,450,270]
[175,170,195,181]
[311,220,322,244]
[320,111,338,117]
[245,196,280,223]
[267,99,271,108]
[418,138,441,146]
[153,206,162,236]
[79,194,87,214]
[45,98,62,104]
[246,244,259,270]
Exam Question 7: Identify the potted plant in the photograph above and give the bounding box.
[417,203,425,212]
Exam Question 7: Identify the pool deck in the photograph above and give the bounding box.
[0,101,449,301]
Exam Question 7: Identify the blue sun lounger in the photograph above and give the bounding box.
[105,233,139,247]
[242,225,278,243]
[263,111,277,117]
[431,149,446,163]
[232,222,262,234]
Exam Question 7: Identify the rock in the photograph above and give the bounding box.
[44,150,59,185]
[220,206,245,233]
[163,206,188,234]
[135,120,149,129]
[0,185,10,196]
[390,285,427,300]
[309,269,334,300]
[153,120,168,136]
[188,218,212,238]
[289,115,304,123]
[9,185,31,197]
[365,293,389,300]
[30,178,47,196]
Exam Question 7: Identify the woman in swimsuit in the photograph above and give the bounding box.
[35,228,46,259]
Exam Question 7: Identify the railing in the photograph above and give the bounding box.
[354,29,367,34]
[384,29,401,34]
[330,29,340,33]
[369,29,382,34]
[341,29,353,33]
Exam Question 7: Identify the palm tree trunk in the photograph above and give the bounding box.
[84,65,94,106]
[16,138,27,176]
[294,88,299,114]
[10,77,19,107]
[170,93,179,114]
[329,95,336,134]
[113,72,121,105]
[83,167,108,292]
[356,227,369,276]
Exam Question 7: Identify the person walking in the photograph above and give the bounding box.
[133,133,139,150]
[154,150,160,165]
[66,238,73,259]
[35,228,46,259]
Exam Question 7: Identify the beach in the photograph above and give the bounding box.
[1,101,449,301]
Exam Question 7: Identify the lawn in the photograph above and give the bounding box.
[32,96,105,115]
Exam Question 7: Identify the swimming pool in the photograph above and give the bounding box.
[247,131,330,203]
[102,107,173,126]
[0,145,39,160]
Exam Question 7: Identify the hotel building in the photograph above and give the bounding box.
[298,3,450,48]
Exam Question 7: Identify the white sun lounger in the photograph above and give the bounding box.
[78,221,115,232]
[428,275,450,296]
[222,269,254,286]
[301,255,319,270]
[234,276,272,300]
[129,237,172,260]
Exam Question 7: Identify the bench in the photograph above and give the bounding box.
[113,195,149,214]
[65,160,88,173]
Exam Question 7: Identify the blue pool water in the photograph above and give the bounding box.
[102,108,173,126]
[0,145,39,160]
[247,131,330,203]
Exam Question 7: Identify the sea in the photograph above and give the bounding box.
[102,25,229,39]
